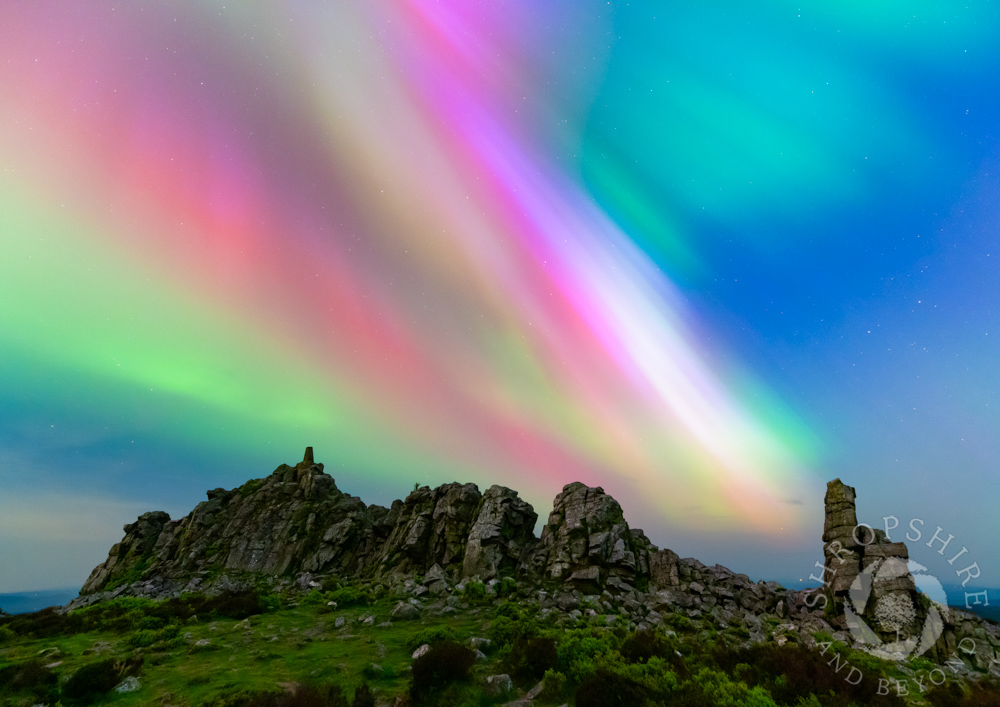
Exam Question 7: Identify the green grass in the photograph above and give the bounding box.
[0,590,988,707]
[0,597,489,706]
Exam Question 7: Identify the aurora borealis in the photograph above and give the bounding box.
[1,2,998,592]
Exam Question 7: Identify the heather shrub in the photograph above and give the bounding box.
[488,604,539,648]
[329,586,368,608]
[556,629,613,682]
[620,628,670,664]
[408,625,459,651]
[715,643,906,707]
[62,658,120,704]
[128,628,157,647]
[575,668,648,707]
[496,576,518,597]
[206,684,350,707]
[352,683,376,707]
[540,669,567,701]
[663,612,695,633]
[506,636,557,683]
[926,681,966,707]
[410,640,476,699]
[462,581,486,603]
[928,680,1000,707]
[303,590,326,605]
[0,659,59,703]
[207,589,273,619]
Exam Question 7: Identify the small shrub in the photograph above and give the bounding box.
[540,669,566,701]
[63,658,120,704]
[496,577,518,597]
[352,683,376,707]
[463,581,486,603]
[138,614,167,630]
[0,624,16,643]
[728,625,751,640]
[410,640,476,699]
[329,587,367,608]
[621,629,669,664]
[715,643,906,707]
[128,628,157,647]
[408,625,459,651]
[926,681,965,707]
[488,614,538,648]
[260,592,283,612]
[663,612,694,633]
[556,630,613,682]
[303,590,326,605]
[0,659,59,703]
[495,601,521,619]
[506,636,557,683]
[210,590,272,619]
[205,683,350,707]
[928,680,1000,707]
[575,669,648,707]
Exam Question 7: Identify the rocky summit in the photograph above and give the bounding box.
[70,449,1000,673]
[77,448,694,604]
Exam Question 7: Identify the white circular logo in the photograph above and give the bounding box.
[845,558,948,660]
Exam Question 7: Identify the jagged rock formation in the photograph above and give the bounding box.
[371,482,482,578]
[526,482,652,591]
[80,449,646,600]
[76,447,803,651]
[462,485,538,580]
[71,453,1000,674]
[81,451,387,595]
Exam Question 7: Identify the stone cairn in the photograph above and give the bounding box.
[822,479,941,656]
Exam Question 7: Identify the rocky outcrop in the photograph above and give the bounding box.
[462,485,538,580]
[649,548,680,590]
[372,482,483,577]
[80,450,663,600]
[526,482,653,591]
[822,480,922,629]
[821,479,964,662]
[82,511,171,593]
[81,450,381,594]
[69,457,1000,675]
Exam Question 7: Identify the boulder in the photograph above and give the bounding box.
[114,676,141,693]
[390,601,420,621]
[485,674,514,697]
[526,482,651,590]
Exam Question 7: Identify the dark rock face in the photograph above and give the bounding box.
[81,511,171,593]
[371,482,483,577]
[649,549,680,590]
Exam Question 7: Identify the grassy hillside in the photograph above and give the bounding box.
[1,585,997,707]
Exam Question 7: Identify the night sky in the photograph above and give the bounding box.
[1,1,997,594]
